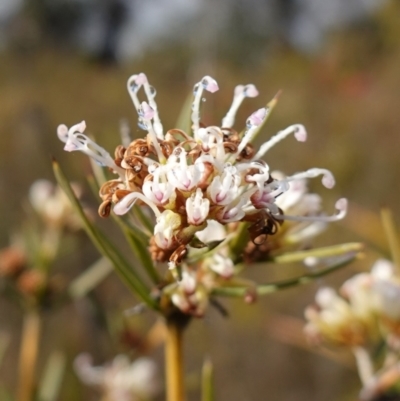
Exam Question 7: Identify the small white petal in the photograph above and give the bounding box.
[57,124,69,142]
[371,259,395,280]
[113,193,137,215]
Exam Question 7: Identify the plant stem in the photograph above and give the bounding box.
[352,346,374,387]
[381,208,400,272]
[17,309,41,401]
[165,317,186,401]
[212,253,358,297]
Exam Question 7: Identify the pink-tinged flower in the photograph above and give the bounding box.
[142,167,175,207]
[207,167,241,206]
[154,210,181,250]
[166,148,202,192]
[58,71,347,296]
[170,270,209,317]
[186,188,210,226]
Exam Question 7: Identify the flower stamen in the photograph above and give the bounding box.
[222,84,259,128]
[191,76,219,134]
[253,124,307,159]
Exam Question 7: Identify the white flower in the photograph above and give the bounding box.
[304,286,377,347]
[166,148,202,191]
[142,167,175,206]
[57,121,125,178]
[217,196,248,223]
[208,253,235,278]
[29,179,82,229]
[154,210,181,249]
[370,259,400,322]
[186,188,210,226]
[195,220,227,244]
[58,72,348,275]
[340,273,375,320]
[207,167,241,205]
[269,172,326,244]
[74,353,159,401]
[171,270,208,317]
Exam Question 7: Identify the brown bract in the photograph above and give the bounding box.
[0,247,26,277]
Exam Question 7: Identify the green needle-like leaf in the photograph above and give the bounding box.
[132,205,154,235]
[112,216,160,284]
[229,222,250,262]
[38,351,66,401]
[86,175,159,284]
[270,242,364,264]
[175,91,194,134]
[53,160,158,309]
[201,357,214,401]
[69,257,113,299]
[381,208,400,271]
[212,253,357,297]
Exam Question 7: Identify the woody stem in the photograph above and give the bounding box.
[17,309,41,401]
[165,315,188,401]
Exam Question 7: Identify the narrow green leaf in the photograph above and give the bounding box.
[229,222,250,262]
[38,351,66,401]
[0,332,10,368]
[270,242,364,264]
[186,240,225,264]
[112,217,160,284]
[111,213,150,247]
[69,257,113,299]
[201,357,214,401]
[381,208,400,271]
[212,253,357,297]
[89,156,107,187]
[175,91,194,134]
[87,175,159,284]
[52,160,158,309]
[95,224,158,308]
[132,205,154,235]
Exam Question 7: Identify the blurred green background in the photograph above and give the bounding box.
[1,0,400,400]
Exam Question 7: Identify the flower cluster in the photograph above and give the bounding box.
[58,74,346,264]
[305,259,400,347]
[29,179,83,230]
[74,353,159,401]
[0,180,84,307]
[305,259,400,400]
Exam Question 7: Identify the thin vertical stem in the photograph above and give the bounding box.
[201,357,214,401]
[165,318,185,401]
[353,346,374,387]
[17,309,41,401]
[381,208,400,271]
